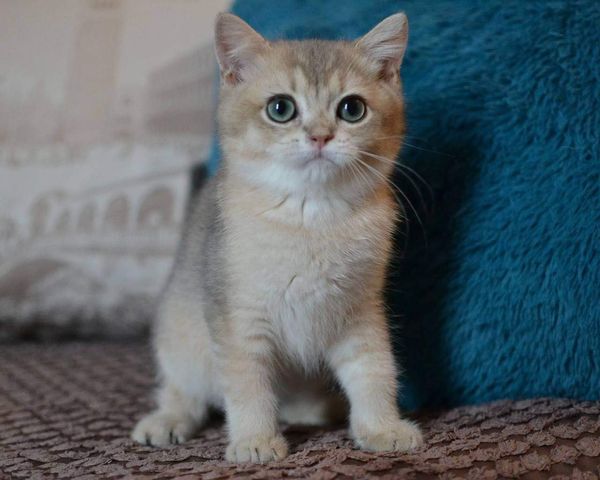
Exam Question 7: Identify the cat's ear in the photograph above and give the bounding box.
[215,13,269,85]
[356,13,409,81]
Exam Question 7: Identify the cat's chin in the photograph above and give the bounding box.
[295,159,342,187]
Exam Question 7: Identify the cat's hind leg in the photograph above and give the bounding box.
[132,291,217,446]
[131,383,208,446]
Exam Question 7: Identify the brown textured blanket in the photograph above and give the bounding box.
[0,343,598,479]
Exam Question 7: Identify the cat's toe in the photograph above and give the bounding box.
[355,419,424,453]
[131,412,195,446]
[226,434,288,463]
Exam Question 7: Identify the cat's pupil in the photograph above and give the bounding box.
[274,101,288,115]
[345,100,360,116]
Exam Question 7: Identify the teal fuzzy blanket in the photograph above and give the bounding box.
[210,0,600,408]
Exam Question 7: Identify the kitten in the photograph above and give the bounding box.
[132,12,424,463]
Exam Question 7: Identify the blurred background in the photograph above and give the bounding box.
[0,0,597,411]
[0,0,230,339]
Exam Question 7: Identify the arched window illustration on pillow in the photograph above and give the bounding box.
[104,195,130,232]
[137,187,175,230]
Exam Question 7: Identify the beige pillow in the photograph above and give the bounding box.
[0,0,230,339]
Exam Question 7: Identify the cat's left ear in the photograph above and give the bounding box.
[215,13,269,85]
[356,13,409,81]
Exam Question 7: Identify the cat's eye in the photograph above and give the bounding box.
[266,95,297,123]
[337,95,366,123]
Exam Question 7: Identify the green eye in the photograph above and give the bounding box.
[266,95,296,123]
[337,95,366,123]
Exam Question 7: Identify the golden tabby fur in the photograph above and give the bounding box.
[132,12,424,463]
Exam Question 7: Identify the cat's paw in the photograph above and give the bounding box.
[131,411,195,446]
[354,419,424,452]
[226,434,289,463]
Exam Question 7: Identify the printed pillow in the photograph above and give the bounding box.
[210,0,600,408]
[0,0,230,339]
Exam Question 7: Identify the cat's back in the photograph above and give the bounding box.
[165,174,225,308]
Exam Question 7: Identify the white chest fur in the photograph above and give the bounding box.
[225,194,395,369]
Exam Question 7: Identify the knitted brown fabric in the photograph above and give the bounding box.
[0,343,598,479]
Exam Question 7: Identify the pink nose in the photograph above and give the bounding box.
[309,134,334,150]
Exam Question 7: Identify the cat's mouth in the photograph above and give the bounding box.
[299,151,338,168]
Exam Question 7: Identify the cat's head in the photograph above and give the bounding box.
[215,13,408,200]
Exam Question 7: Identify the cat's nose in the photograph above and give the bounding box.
[309,134,334,150]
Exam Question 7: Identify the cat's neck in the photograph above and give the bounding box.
[220,167,395,231]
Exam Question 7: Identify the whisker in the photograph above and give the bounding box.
[402,141,454,158]
[354,149,432,212]
[348,153,385,203]
[354,156,427,245]
[397,163,434,203]
[372,136,454,157]
[351,156,409,251]
[366,151,434,198]
[375,134,428,143]
[344,147,433,217]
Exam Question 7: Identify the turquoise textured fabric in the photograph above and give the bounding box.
[209,0,600,408]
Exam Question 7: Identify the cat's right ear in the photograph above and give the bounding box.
[215,13,269,85]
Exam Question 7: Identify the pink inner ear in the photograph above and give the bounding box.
[223,70,240,86]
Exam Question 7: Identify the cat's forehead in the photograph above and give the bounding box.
[267,40,376,95]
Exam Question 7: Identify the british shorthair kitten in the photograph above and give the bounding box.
[132,12,424,463]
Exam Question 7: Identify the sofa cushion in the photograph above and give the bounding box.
[0,343,598,478]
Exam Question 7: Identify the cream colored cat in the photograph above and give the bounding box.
[132,12,424,463]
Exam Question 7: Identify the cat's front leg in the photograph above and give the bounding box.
[220,316,288,463]
[328,308,424,452]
